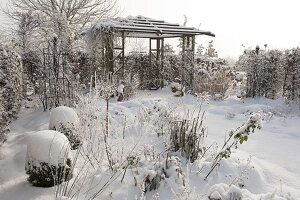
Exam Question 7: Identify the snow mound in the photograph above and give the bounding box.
[26,130,71,166]
[208,183,296,200]
[49,106,79,131]
[208,183,242,200]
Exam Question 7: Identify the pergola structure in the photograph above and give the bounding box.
[89,15,215,87]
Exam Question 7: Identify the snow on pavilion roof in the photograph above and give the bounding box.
[91,15,215,38]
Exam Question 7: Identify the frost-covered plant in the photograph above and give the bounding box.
[205,113,262,180]
[228,156,253,188]
[25,130,73,187]
[169,108,207,163]
[54,92,106,199]
[75,92,104,166]
[49,106,81,149]
[99,75,116,171]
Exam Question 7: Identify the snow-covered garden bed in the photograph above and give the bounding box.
[0,89,299,199]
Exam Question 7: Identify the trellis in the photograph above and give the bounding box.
[89,15,215,88]
[40,38,77,110]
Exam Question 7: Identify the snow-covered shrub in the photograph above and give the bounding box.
[49,106,81,149]
[193,57,235,98]
[0,44,23,144]
[25,130,72,187]
[170,80,186,97]
[132,156,185,192]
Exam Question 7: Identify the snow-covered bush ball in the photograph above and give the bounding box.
[25,130,73,187]
[49,106,81,149]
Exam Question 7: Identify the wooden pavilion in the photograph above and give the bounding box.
[88,15,215,87]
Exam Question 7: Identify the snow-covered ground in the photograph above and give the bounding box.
[0,88,299,200]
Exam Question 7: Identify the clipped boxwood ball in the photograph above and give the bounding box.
[25,130,73,187]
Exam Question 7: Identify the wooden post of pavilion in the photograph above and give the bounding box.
[161,38,164,88]
[181,35,186,86]
[156,38,161,87]
[105,31,114,74]
[190,35,196,87]
[121,31,125,77]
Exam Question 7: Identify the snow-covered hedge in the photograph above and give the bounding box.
[0,44,23,144]
[237,47,300,102]
[25,130,72,187]
[49,106,81,149]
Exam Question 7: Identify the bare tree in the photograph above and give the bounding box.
[3,0,117,51]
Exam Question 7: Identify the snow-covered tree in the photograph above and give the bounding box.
[16,11,40,52]
[237,46,265,97]
[262,49,285,99]
[5,0,117,52]
[237,46,297,100]
[196,44,205,56]
[205,40,218,58]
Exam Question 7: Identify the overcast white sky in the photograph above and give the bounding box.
[1,0,300,58]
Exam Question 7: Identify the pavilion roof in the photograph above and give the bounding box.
[91,15,215,38]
